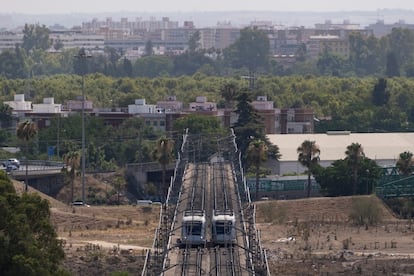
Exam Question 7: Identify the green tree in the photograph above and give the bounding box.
[396,151,414,176]
[73,48,91,75]
[152,136,174,202]
[316,48,349,76]
[0,102,13,128]
[0,171,66,275]
[22,23,51,52]
[220,82,239,108]
[16,120,38,192]
[225,27,270,72]
[345,143,365,195]
[188,30,201,53]
[173,51,214,76]
[0,47,26,79]
[121,58,133,77]
[297,140,320,198]
[63,151,80,203]
[388,28,414,72]
[144,40,154,56]
[313,157,381,196]
[246,139,268,200]
[385,51,400,77]
[233,91,265,164]
[372,78,389,106]
[174,114,223,135]
[134,55,173,77]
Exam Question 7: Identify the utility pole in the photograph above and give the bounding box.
[74,48,91,203]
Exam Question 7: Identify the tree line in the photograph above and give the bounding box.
[2,25,414,79]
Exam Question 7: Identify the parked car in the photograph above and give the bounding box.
[71,200,90,207]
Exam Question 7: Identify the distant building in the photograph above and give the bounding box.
[188,96,217,112]
[4,94,32,112]
[156,96,183,113]
[251,96,280,134]
[65,96,93,111]
[266,132,414,175]
[128,99,160,114]
[279,108,314,134]
[366,20,414,37]
[0,32,23,53]
[307,35,349,59]
[32,97,61,113]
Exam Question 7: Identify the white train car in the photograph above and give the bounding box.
[181,210,206,246]
[212,210,236,245]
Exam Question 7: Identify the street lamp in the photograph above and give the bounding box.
[74,48,91,203]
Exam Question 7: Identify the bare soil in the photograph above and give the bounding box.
[13,179,414,275]
[256,196,414,275]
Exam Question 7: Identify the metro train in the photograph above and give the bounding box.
[181,210,206,246]
[181,210,236,246]
[212,210,236,245]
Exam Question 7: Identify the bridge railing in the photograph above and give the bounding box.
[376,175,414,198]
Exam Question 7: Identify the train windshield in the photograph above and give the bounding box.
[215,221,232,235]
[186,222,202,236]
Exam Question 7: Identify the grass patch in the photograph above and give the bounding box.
[258,202,287,224]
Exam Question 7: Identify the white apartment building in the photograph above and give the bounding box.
[32,97,62,113]
[0,33,23,53]
[128,99,161,114]
[50,33,105,51]
[4,94,32,112]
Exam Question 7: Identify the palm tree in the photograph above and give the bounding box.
[220,82,238,108]
[152,136,174,203]
[345,143,365,195]
[63,151,81,204]
[297,140,320,198]
[396,151,414,176]
[247,139,268,200]
[16,120,38,192]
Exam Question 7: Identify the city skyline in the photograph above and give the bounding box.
[2,0,414,14]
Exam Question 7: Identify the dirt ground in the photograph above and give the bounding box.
[13,179,414,275]
[256,196,414,275]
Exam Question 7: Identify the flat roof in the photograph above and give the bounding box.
[267,132,414,162]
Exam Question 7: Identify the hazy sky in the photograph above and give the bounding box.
[2,0,414,14]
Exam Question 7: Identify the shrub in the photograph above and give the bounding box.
[349,197,382,226]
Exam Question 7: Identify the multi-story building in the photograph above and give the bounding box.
[306,35,349,59]
[188,96,217,112]
[50,32,105,51]
[251,96,280,134]
[366,20,414,37]
[280,108,314,134]
[0,32,23,53]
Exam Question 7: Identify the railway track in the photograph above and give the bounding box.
[148,133,268,276]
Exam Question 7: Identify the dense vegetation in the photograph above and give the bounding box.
[0,171,67,275]
[3,74,414,133]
